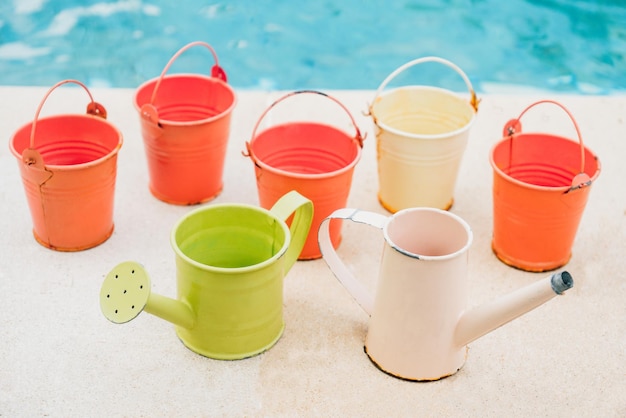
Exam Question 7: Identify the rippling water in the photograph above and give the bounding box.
[0,0,625,93]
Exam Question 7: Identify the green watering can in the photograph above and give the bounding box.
[100,191,313,359]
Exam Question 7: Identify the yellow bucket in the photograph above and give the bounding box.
[369,57,479,212]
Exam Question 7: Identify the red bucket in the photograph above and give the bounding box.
[244,90,364,260]
[490,100,601,271]
[9,80,123,251]
[134,41,236,205]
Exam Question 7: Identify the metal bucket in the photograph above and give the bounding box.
[9,79,123,251]
[369,57,479,212]
[490,100,601,271]
[244,90,364,260]
[134,41,236,205]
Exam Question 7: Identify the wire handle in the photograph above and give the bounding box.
[28,79,106,150]
[244,90,365,162]
[369,56,480,115]
[503,100,592,193]
[149,41,226,105]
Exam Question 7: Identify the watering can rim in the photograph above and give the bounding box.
[9,113,123,170]
[383,207,474,261]
[170,202,292,274]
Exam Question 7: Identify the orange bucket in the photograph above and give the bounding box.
[9,80,123,251]
[134,41,236,205]
[490,100,600,272]
[244,90,364,260]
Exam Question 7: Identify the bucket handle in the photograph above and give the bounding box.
[23,79,107,169]
[148,41,227,106]
[503,99,591,193]
[369,56,480,114]
[243,90,365,162]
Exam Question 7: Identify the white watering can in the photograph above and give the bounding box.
[318,207,574,381]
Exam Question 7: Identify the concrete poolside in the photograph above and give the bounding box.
[0,86,624,417]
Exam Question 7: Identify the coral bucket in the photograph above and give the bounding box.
[134,41,236,205]
[369,57,479,212]
[9,80,123,251]
[244,90,364,260]
[490,100,601,272]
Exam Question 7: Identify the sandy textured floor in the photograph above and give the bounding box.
[1,87,624,417]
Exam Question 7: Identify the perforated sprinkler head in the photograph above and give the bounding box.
[100,261,151,324]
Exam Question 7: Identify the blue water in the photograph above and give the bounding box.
[1,0,625,94]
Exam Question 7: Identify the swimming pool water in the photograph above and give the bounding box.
[1,0,625,94]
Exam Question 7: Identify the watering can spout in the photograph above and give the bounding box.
[454,271,573,348]
[100,261,196,330]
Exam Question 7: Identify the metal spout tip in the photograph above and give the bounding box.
[551,271,574,294]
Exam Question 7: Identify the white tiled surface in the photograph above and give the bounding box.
[1,87,624,417]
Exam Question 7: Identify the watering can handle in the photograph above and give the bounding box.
[318,208,388,316]
[149,41,227,105]
[503,99,587,177]
[370,56,480,113]
[27,79,106,150]
[269,191,314,272]
[243,90,364,161]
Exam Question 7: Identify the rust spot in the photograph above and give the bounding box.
[86,102,108,119]
[364,345,463,382]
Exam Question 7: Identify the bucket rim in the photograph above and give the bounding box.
[244,90,365,177]
[489,134,601,192]
[247,122,363,179]
[370,86,477,140]
[170,203,291,274]
[370,56,480,112]
[133,73,237,126]
[9,113,123,171]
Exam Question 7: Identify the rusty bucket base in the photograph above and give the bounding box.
[149,184,223,206]
[378,195,454,213]
[491,242,571,273]
[33,225,114,252]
